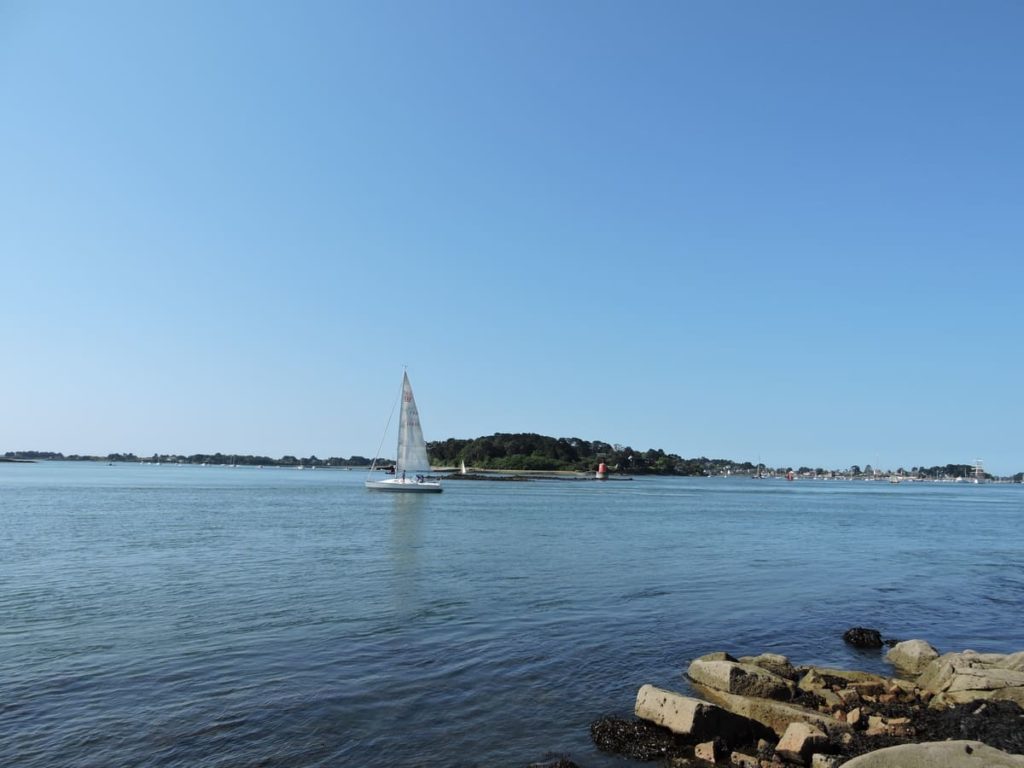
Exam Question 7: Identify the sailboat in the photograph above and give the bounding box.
[365,372,443,493]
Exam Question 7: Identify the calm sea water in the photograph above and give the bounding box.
[2,462,1022,767]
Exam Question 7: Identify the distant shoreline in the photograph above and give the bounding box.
[4,452,1021,482]
[6,458,1021,485]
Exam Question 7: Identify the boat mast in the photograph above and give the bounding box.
[396,369,411,477]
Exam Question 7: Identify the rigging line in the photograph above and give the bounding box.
[366,374,405,480]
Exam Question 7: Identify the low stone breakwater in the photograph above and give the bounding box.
[578,633,1024,768]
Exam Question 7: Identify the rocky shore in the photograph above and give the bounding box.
[566,631,1024,768]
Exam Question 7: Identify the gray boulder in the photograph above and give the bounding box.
[1005,651,1024,672]
[841,740,1024,768]
[799,666,892,689]
[797,667,893,702]
[690,682,848,738]
[775,721,828,765]
[739,652,798,681]
[633,684,770,743]
[886,639,939,676]
[688,658,797,700]
[991,687,1024,707]
[695,651,737,663]
[917,650,1024,708]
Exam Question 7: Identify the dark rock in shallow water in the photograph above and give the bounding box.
[843,627,884,648]
[590,716,690,761]
[527,756,581,768]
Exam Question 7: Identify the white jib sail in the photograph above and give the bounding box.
[396,372,432,474]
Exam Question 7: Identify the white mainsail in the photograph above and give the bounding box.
[396,372,431,474]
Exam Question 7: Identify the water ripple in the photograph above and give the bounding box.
[2,464,1022,767]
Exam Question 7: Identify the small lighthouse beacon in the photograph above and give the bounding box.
[596,461,608,480]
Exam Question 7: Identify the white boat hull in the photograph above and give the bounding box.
[365,478,443,493]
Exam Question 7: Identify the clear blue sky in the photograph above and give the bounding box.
[2,1,1022,473]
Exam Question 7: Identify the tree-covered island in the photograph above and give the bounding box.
[426,433,723,474]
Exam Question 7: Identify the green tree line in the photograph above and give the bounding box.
[426,433,737,475]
